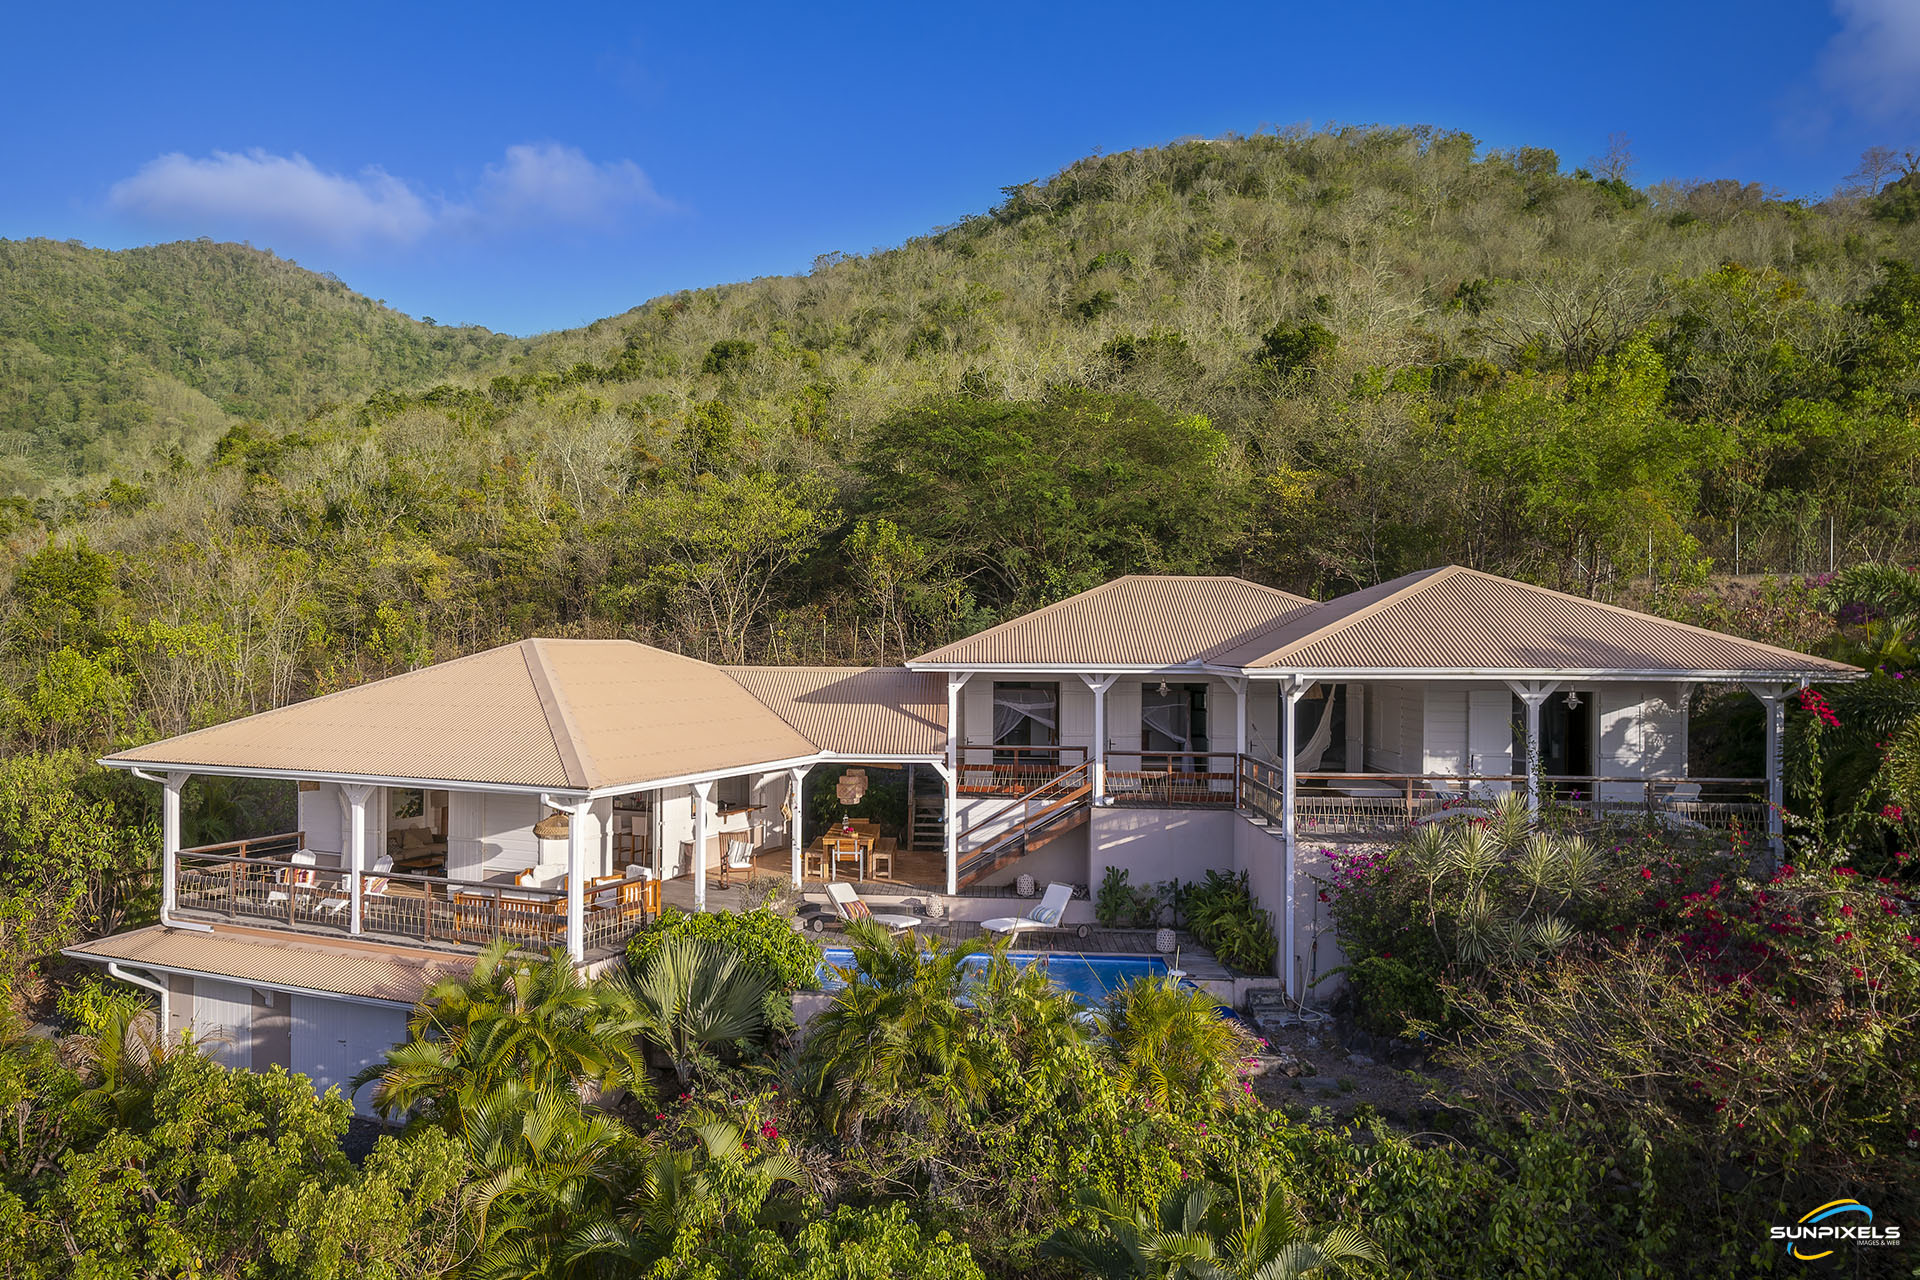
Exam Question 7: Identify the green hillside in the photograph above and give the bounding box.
[0,238,520,494]
[1,128,1917,714]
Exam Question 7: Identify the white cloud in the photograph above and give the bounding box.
[107,143,666,250]
[1821,0,1920,120]
[109,150,437,249]
[476,142,668,227]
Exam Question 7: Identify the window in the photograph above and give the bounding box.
[1143,682,1209,768]
[991,682,1059,748]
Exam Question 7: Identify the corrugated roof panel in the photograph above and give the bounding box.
[910,575,1317,667]
[722,667,946,756]
[66,925,469,1005]
[1234,566,1857,675]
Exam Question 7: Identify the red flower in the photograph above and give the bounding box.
[1883,804,1906,822]
[1640,867,1654,880]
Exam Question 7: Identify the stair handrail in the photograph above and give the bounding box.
[957,760,1092,845]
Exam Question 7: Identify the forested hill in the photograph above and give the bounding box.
[2,128,1919,733]
[0,238,520,494]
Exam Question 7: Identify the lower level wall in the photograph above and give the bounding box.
[157,974,408,1119]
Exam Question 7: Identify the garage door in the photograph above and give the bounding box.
[192,978,254,1070]
[290,995,410,1118]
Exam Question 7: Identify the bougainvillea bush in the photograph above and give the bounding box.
[1325,812,1919,1229]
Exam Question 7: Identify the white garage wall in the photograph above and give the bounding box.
[290,995,409,1119]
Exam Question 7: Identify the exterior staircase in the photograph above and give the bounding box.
[954,761,1094,889]
[907,763,945,853]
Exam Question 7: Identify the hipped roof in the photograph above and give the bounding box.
[104,639,820,792]
[909,575,1316,668]
[1206,566,1858,677]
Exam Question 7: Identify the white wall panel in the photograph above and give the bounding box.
[192,978,253,1070]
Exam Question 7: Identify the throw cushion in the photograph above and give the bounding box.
[845,900,872,920]
[1034,906,1061,926]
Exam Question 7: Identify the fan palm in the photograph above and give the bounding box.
[620,934,771,1087]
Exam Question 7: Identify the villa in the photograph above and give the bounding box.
[66,566,1853,1113]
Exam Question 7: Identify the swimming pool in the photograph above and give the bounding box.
[816,948,1184,1006]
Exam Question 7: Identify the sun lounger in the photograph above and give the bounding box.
[980,881,1076,940]
[825,882,922,932]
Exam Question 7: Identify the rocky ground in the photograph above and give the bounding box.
[1242,994,1452,1126]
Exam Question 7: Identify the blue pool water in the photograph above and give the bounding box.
[817,948,1183,1005]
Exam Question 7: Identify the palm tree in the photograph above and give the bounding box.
[456,1081,637,1280]
[354,938,652,1129]
[1044,1178,1382,1279]
[1101,975,1256,1115]
[1822,562,1920,663]
[67,1002,179,1131]
[798,919,991,1140]
[562,1110,805,1271]
[620,934,771,1087]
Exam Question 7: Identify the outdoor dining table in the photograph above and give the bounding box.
[822,827,878,880]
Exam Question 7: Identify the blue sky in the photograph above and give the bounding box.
[4,1,1917,336]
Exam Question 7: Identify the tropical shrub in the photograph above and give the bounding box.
[1095,866,1161,929]
[0,1020,464,1279]
[1341,955,1445,1038]
[1184,870,1277,973]
[53,972,148,1035]
[628,905,822,994]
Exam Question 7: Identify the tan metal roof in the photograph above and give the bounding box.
[65,924,471,1006]
[105,639,821,792]
[723,666,946,757]
[1213,566,1857,676]
[909,575,1316,668]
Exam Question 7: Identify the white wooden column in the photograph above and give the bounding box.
[1079,674,1118,804]
[787,766,810,887]
[933,761,958,895]
[1747,683,1793,863]
[1224,676,1249,755]
[344,784,372,935]
[565,799,588,961]
[691,780,713,911]
[1280,678,1308,1001]
[162,772,187,916]
[945,672,972,778]
[1505,681,1561,818]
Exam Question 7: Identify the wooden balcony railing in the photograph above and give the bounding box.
[957,746,1089,796]
[172,834,653,958]
[1103,751,1241,807]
